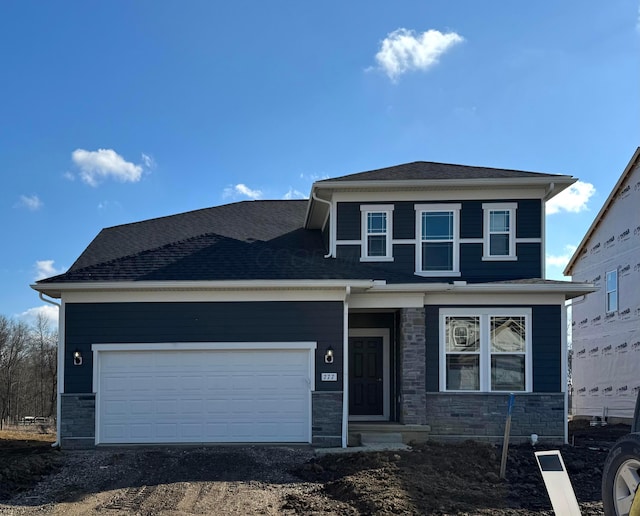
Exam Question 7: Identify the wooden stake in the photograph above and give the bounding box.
[500,393,515,479]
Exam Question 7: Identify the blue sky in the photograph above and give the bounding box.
[1,1,638,326]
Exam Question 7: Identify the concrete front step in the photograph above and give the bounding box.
[359,432,403,445]
[348,423,431,446]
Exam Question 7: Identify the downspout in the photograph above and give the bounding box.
[562,299,569,444]
[39,293,62,448]
[341,285,351,448]
[311,192,334,258]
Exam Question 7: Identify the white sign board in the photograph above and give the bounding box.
[534,450,581,516]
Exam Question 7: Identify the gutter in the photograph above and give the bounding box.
[31,279,375,298]
[38,293,62,449]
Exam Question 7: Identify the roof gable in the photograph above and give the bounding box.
[564,147,640,275]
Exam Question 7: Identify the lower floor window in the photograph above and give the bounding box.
[441,309,531,392]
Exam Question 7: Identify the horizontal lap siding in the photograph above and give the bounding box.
[461,243,542,281]
[334,200,542,282]
[532,305,562,392]
[64,301,343,394]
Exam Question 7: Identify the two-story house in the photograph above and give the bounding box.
[565,147,640,423]
[33,161,594,449]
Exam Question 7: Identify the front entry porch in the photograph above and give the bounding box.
[347,308,428,428]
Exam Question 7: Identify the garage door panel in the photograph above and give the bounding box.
[98,348,312,444]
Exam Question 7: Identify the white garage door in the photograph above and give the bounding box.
[95,344,314,444]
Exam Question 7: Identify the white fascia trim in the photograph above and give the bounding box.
[368,282,453,292]
[32,279,377,297]
[449,282,596,299]
[349,292,426,309]
[317,177,575,191]
[331,189,550,203]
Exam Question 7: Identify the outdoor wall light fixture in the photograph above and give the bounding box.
[324,346,334,364]
[73,350,83,366]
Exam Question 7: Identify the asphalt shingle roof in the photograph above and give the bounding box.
[319,161,563,182]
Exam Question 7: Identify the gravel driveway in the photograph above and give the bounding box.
[0,446,321,515]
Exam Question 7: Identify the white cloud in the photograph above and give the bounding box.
[141,153,155,169]
[18,194,43,211]
[546,245,577,268]
[546,181,596,215]
[374,28,465,81]
[283,188,306,200]
[34,260,65,281]
[223,183,263,200]
[71,148,144,186]
[18,305,59,329]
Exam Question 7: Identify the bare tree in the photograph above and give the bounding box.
[0,316,29,429]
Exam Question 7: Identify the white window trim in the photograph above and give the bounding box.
[415,203,461,276]
[482,203,517,261]
[605,269,618,313]
[360,204,394,262]
[439,308,532,393]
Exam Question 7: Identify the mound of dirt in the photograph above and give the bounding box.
[0,432,62,501]
[288,423,629,515]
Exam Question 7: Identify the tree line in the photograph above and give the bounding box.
[0,313,57,429]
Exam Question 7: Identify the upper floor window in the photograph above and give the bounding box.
[482,203,517,260]
[360,205,393,261]
[441,308,531,393]
[606,269,618,313]
[415,204,460,276]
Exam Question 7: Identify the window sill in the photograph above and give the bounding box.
[415,271,461,277]
[481,256,517,261]
[440,390,530,394]
[360,257,394,262]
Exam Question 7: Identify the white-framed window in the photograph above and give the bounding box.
[440,308,532,392]
[482,203,517,260]
[360,205,394,261]
[415,204,461,276]
[606,269,618,313]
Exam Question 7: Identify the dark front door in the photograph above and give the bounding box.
[349,336,383,416]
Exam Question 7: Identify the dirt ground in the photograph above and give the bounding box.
[0,422,631,515]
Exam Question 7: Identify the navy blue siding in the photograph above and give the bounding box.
[333,199,543,283]
[460,243,542,281]
[531,305,562,392]
[460,201,483,239]
[64,301,343,394]
[336,203,361,240]
[425,305,562,393]
[516,199,542,239]
[392,202,415,239]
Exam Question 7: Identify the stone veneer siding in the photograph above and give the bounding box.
[426,393,565,443]
[312,391,343,447]
[399,307,427,425]
[60,391,342,449]
[60,393,95,449]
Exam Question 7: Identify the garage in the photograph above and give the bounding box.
[93,342,316,444]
